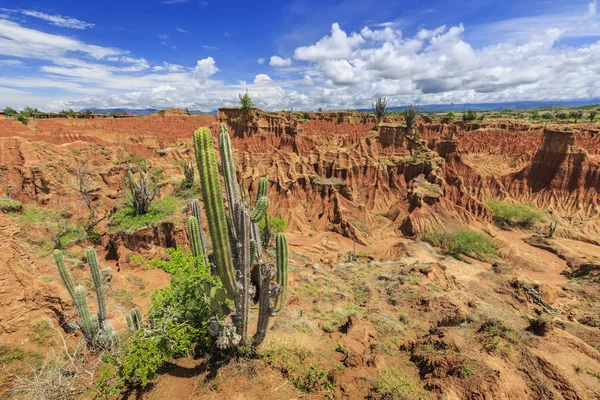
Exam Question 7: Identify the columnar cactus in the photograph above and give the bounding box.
[257,177,268,200]
[74,285,95,341]
[125,161,157,215]
[126,307,143,332]
[53,249,116,349]
[274,233,288,313]
[86,247,107,327]
[184,162,195,185]
[194,127,237,296]
[193,124,288,349]
[187,216,208,267]
[189,199,209,262]
[53,250,76,305]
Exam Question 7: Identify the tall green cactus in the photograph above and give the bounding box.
[274,233,289,312]
[53,250,76,305]
[193,124,288,348]
[194,127,237,296]
[86,247,107,327]
[187,216,205,267]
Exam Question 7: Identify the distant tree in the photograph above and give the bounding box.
[531,110,540,120]
[22,106,36,115]
[568,110,583,123]
[16,115,28,125]
[556,112,567,120]
[405,106,418,133]
[445,112,455,121]
[238,90,254,111]
[2,107,17,115]
[541,112,553,120]
[463,108,477,121]
[372,97,388,124]
[590,111,597,122]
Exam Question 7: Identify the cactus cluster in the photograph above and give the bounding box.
[125,161,157,215]
[183,162,195,185]
[192,124,288,348]
[53,248,118,349]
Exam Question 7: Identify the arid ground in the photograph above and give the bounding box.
[1,108,599,399]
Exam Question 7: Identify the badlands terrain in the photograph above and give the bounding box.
[0,108,599,399]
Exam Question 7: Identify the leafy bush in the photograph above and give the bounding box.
[445,112,455,120]
[423,229,497,261]
[372,367,427,400]
[0,196,22,213]
[463,108,477,121]
[487,199,544,229]
[110,195,179,232]
[258,216,287,233]
[262,343,334,393]
[101,248,219,392]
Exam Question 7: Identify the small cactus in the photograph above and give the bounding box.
[183,162,195,185]
[125,161,157,215]
[257,177,268,200]
[53,250,76,305]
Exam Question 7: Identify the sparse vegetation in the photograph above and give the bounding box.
[371,367,427,400]
[0,196,22,213]
[488,199,545,229]
[463,108,477,121]
[124,161,157,215]
[110,195,178,232]
[423,229,497,261]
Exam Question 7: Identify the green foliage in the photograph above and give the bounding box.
[463,108,477,121]
[0,196,22,213]
[372,367,427,399]
[101,248,219,392]
[541,112,554,120]
[258,216,287,233]
[373,97,388,124]
[87,229,102,245]
[110,195,178,232]
[445,111,455,121]
[16,114,28,125]
[0,345,26,364]
[423,229,497,261]
[262,343,334,393]
[488,199,545,229]
[477,319,520,356]
[2,107,17,115]
[239,90,255,111]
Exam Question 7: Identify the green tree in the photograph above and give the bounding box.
[445,112,455,121]
[2,107,17,115]
[463,108,477,121]
[372,97,388,124]
[239,90,255,111]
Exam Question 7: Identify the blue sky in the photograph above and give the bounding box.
[0,0,599,110]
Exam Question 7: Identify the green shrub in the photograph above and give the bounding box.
[239,90,254,111]
[0,197,22,213]
[101,248,219,392]
[110,195,179,232]
[372,367,427,400]
[258,216,287,233]
[463,108,477,121]
[487,199,544,229]
[423,229,497,261]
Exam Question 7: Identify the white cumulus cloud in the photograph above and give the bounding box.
[269,55,292,67]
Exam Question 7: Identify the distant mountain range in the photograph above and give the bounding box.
[83,108,216,115]
[83,99,600,116]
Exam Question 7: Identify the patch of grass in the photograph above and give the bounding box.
[8,205,60,225]
[371,367,427,400]
[112,289,134,307]
[0,197,22,213]
[0,345,26,364]
[488,199,545,229]
[477,319,520,356]
[575,365,600,380]
[262,343,335,393]
[126,275,146,290]
[258,216,287,233]
[422,229,497,261]
[110,195,179,232]
[28,320,55,346]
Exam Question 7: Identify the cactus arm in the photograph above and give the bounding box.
[233,204,251,345]
[74,285,94,343]
[257,177,268,200]
[193,128,237,296]
[53,250,76,305]
[187,216,205,267]
[126,313,134,332]
[218,124,240,211]
[250,197,269,223]
[274,233,289,312]
[86,247,107,328]
[190,199,209,266]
